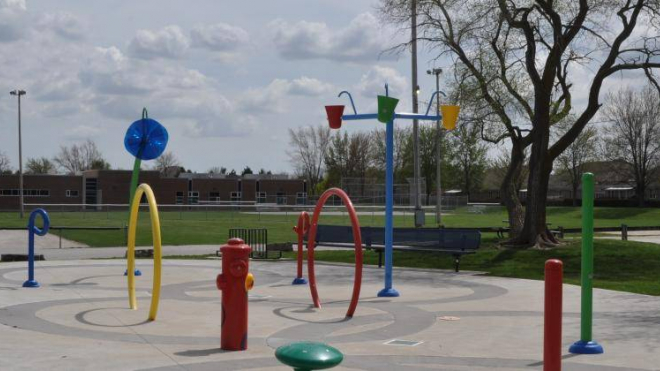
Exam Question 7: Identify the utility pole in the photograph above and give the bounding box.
[427,68,443,225]
[411,0,424,227]
[10,89,26,219]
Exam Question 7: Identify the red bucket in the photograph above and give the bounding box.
[325,105,345,129]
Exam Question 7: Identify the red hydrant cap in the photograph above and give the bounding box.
[545,259,563,271]
[220,238,252,254]
[228,238,244,245]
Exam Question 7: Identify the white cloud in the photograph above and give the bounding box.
[270,13,396,63]
[0,0,27,42]
[238,77,334,113]
[34,72,82,102]
[127,25,189,60]
[289,77,334,96]
[190,23,249,52]
[66,124,103,140]
[37,12,85,40]
[239,79,291,114]
[0,1,414,173]
[77,45,253,138]
[356,66,408,98]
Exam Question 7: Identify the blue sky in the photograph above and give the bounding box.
[1,0,649,175]
[0,0,451,174]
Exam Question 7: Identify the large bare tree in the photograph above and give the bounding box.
[152,151,181,173]
[324,131,373,195]
[602,85,660,206]
[449,121,489,199]
[54,139,110,174]
[372,125,414,183]
[556,123,598,206]
[0,151,11,174]
[26,157,57,175]
[488,146,530,235]
[287,125,332,195]
[381,0,660,247]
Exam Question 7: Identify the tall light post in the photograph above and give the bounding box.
[10,89,26,219]
[427,68,443,225]
[411,0,424,227]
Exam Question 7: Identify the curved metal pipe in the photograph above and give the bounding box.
[424,90,447,116]
[338,91,358,115]
[127,183,163,321]
[306,188,363,317]
[23,209,50,288]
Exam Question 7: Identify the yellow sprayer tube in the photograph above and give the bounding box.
[127,183,162,321]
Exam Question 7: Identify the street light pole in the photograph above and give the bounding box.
[10,89,26,219]
[427,69,443,225]
[411,0,424,227]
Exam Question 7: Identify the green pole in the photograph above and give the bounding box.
[580,172,594,341]
[128,157,142,209]
[128,108,148,210]
[569,172,603,354]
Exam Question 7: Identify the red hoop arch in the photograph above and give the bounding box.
[306,188,363,317]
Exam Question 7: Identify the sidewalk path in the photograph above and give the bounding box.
[0,228,221,260]
[599,230,660,244]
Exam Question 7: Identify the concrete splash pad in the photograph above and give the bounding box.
[0,260,658,370]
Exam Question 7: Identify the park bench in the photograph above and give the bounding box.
[306,225,481,272]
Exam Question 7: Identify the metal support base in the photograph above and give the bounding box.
[569,340,604,354]
[377,288,400,297]
[292,277,308,285]
[22,280,40,288]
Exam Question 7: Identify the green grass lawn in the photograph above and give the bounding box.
[284,239,660,296]
[0,209,427,247]
[2,205,660,247]
[2,205,659,295]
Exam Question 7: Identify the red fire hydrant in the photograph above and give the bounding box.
[216,238,254,351]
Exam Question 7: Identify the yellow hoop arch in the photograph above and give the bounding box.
[127,183,162,321]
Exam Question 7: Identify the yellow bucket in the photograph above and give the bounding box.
[440,105,460,130]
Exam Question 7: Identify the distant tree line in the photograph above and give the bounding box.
[1,139,274,178]
[287,121,489,200]
[288,83,660,209]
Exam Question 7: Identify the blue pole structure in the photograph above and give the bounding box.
[378,86,399,297]
[23,208,50,288]
[327,85,449,297]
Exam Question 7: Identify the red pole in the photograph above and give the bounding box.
[293,212,310,283]
[544,259,563,371]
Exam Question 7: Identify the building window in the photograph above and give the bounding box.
[276,192,287,205]
[66,190,79,197]
[231,191,242,202]
[176,191,184,205]
[296,192,307,205]
[209,192,221,202]
[188,191,199,205]
[256,192,266,203]
[0,189,49,197]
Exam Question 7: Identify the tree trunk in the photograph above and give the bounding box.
[514,112,558,248]
[637,184,645,207]
[500,142,525,238]
[572,183,579,207]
